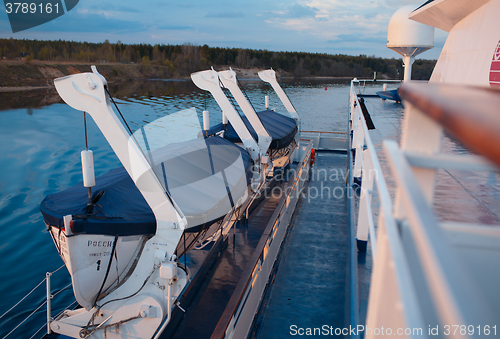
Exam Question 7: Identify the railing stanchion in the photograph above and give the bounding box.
[46,272,51,335]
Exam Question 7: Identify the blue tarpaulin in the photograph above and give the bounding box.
[41,136,252,236]
[206,110,297,150]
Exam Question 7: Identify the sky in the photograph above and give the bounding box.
[0,0,448,59]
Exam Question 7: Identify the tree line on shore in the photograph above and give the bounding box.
[0,38,436,79]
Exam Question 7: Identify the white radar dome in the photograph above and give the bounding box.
[387,4,434,56]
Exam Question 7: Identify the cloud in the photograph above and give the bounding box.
[287,3,317,18]
[383,0,422,8]
[36,10,146,33]
[76,6,143,20]
[264,0,394,44]
[328,33,387,45]
[205,11,244,18]
[263,2,319,19]
[90,4,141,13]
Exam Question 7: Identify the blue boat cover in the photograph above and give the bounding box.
[206,110,297,150]
[40,136,252,236]
[376,89,401,102]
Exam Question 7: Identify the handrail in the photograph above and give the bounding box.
[350,82,395,254]
[384,140,496,332]
[346,91,360,339]
[1,264,70,339]
[361,81,500,338]
[0,279,47,321]
[301,130,348,135]
[2,299,48,339]
[399,83,500,168]
[350,80,428,336]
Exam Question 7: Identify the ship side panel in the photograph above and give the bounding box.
[430,0,500,87]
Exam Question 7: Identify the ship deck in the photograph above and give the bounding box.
[161,141,361,339]
[163,179,284,338]
[251,151,353,338]
[38,85,500,339]
[161,146,310,338]
[250,89,500,338]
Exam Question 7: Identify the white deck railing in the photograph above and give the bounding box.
[0,265,74,339]
[349,80,427,337]
[350,81,500,338]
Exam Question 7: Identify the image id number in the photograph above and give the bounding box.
[5,3,59,14]
[444,325,497,336]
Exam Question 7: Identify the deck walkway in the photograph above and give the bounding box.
[164,180,285,338]
[251,152,350,338]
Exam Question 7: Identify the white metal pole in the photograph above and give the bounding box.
[153,281,173,339]
[46,272,51,334]
[403,55,415,82]
[265,95,269,110]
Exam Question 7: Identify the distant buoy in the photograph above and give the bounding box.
[324,86,327,90]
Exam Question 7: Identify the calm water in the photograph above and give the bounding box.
[0,77,352,338]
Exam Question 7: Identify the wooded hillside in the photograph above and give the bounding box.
[0,38,436,80]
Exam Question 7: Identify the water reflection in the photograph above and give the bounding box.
[0,77,352,111]
[0,88,61,111]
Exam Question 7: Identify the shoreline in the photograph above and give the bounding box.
[0,85,54,92]
[0,76,383,93]
[0,60,397,92]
